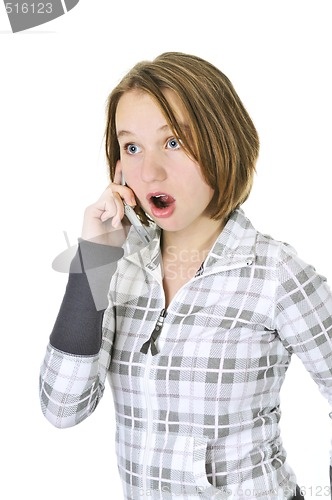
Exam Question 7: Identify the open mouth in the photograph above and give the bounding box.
[150,194,174,208]
[147,192,176,218]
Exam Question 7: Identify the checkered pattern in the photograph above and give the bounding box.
[40,209,332,499]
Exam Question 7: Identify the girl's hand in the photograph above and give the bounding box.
[81,182,136,245]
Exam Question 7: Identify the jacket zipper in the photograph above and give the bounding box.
[140,307,167,497]
[140,308,167,355]
[142,349,153,499]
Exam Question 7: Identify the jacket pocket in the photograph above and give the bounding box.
[115,426,228,499]
[193,437,230,499]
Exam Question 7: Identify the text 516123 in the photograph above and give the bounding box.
[5,3,53,14]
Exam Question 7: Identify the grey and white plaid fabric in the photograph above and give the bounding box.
[40,209,332,499]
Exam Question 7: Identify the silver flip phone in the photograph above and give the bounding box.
[123,201,152,244]
[121,175,152,244]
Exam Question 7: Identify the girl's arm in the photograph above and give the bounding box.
[39,180,135,428]
[274,244,332,489]
[39,241,117,428]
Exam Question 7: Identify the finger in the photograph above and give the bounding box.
[114,160,122,185]
[98,184,136,226]
[111,183,136,207]
[97,186,118,222]
[110,191,125,227]
[114,162,137,206]
[100,201,117,223]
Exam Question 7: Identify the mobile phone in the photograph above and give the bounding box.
[123,201,152,244]
[121,174,152,244]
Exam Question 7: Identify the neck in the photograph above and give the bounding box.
[161,217,224,261]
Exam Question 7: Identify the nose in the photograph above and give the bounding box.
[140,150,167,183]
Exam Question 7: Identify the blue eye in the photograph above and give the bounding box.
[166,138,180,150]
[126,144,141,155]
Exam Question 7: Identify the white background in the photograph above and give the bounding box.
[1,1,331,499]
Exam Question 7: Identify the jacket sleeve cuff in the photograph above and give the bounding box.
[49,241,122,355]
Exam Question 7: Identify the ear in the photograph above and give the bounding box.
[114,160,123,185]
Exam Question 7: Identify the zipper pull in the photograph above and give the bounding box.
[140,309,167,356]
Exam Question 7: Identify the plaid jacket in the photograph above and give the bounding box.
[40,209,332,499]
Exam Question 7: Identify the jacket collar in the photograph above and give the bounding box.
[203,208,257,271]
[123,208,257,276]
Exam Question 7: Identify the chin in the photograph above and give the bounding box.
[154,219,189,233]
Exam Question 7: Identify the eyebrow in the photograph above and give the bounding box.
[117,123,189,139]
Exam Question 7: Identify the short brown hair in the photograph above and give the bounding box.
[105,52,259,223]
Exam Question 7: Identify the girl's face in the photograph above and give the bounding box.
[115,89,215,235]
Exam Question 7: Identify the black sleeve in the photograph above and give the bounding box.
[49,240,124,355]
